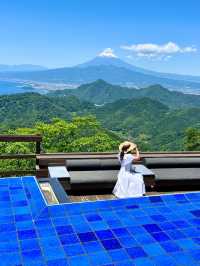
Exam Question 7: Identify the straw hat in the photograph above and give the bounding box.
[119,141,137,153]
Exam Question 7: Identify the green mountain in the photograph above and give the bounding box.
[51,79,139,105]
[0,93,93,130]
[1,91,200,151]
[94,97,200,151]
[51,79,200,109]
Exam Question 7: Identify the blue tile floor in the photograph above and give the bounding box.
[0,176,200,265]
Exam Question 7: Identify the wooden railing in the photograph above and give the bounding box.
[0,135,42,176]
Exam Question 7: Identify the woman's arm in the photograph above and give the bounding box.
[133,147,140,161]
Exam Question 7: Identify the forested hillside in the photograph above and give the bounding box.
[94,98,200,150]
[1,81,200,151]
[51,79,200,108]
[0,92,93,130]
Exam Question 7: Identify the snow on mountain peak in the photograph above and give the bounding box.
[98,48,118,58]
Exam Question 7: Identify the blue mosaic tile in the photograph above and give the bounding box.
[191,209,200,217]
[52,216,70,226]
[88,251,112,265]
[64,243,85,256]
[39,236,61,249]
[127,225,147,235]
[85,213,102,222]
[101,238,122,250]
[0,231,18,242]
[108,249,129,262]
[112,227,130,237]
[59,233,79,245]
[151,214,167,222]
[176,238,199,250]
[20,238,40,251]
[68,255,90,266]
[42,246,66,260]
[172,252,198,266]
[82,240,103,253]
[0,241,19,253]
[106,218,123,228]
[16,220,35,230]
[48,204,66,217]
[192,237,200,245]
[189,218,200,226]
[134,232,155,245]
[1,176,200,265]
[152,254,178,266]
[34,218,53,228]
[126,246,147,259]
[118,236,138,248]
[0,222,16,233]
[21,249,43,265]
[78,231,97,242]
[15,213,32,222]
[159,221,176,230]
[18,229,37,240]
[143,223,162,233]
[47,258,69,266]
[160,241,182,253]
[150,195,164,202]
[166,229,187,240]
[36,226,57,238]
[173,219,191,228]
[143,243,165,256]
[115,260,135,266]
[0,252,22,266]
[56,224,74,235]
[134,258,155,266]
[95,229,114,240]
[89,220,108,230]
[151,231,171,242]
[189,249,200,261]
[72,222,91,233]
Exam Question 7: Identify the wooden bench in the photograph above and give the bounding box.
[144,157,200,190]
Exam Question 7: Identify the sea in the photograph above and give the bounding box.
[0,80,46,95]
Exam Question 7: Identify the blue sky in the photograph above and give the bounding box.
[0,0,200,75]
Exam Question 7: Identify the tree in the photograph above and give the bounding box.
[184,127,200,151]
[0,116,120,174]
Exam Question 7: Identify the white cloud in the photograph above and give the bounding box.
[121,42,197,60]
[98,48,118,58]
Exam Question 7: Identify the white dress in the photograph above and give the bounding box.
[113,153,145,198]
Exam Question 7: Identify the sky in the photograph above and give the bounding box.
[0,0,200,75]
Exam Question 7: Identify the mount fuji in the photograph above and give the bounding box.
[0,51,200,94]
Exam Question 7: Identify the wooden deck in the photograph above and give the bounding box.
[68,191,189,202]
[69,194,116,202]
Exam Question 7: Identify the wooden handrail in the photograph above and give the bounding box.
[0,135,42,142]
[0,154,36,159]
[0,135,43,176]
[0,134,42,155]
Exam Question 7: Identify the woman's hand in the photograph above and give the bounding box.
[134,146,140,161]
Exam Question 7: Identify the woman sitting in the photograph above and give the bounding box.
[113,141,145,198]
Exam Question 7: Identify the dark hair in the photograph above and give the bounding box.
[120,144,131,161]
[120,151,124,161]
